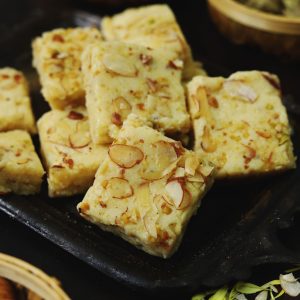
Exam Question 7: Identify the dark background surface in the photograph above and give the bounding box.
[0,0,300,299]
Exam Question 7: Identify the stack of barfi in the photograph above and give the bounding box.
[0,68,44,195]
[0,3,295,259]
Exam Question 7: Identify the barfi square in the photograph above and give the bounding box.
[32,27,103,109]
[0,130,44,195]
[77,114,214,258]
[38,107,108,197]
[187,71,296,178]
[0,68,36,134]
[81,41,190,144]
[102,4,205,81]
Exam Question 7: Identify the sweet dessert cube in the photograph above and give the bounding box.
[0,130,44,195]
[32,27,103,109]
[77,114,214,258]
[101,4,206,81]
[187,71,296,178]
[81,41,190,144]
[0,68,36,133]
[38,107,108,197]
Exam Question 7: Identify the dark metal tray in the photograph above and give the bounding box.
[1,3,300,294]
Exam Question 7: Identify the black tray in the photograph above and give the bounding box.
[1,2,300,294]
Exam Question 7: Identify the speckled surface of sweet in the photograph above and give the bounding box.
[38,107,108,197]
[187,71,296,178]
[32,27,103,109]
[0,130,44,195]
[82,41,191,144]
[0,68,36,133]
[77,114,214,258]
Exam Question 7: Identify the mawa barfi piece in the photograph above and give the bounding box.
[81,41,190,144]
[77,114,214,258]
[0,130,44,195]
[38,107,108,197]
[102,4,206,81]
[187,71,296,178]
[32,27,103,109]
[0,68,36,133]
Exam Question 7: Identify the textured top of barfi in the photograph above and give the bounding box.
[37,107,108,171]
[0,68,36,133]
[187,71,296,177]
[102,5,192,64]
[78,114,214,257]
[0,130,44,175]
[82,41,190,144]
[32,27,103,109]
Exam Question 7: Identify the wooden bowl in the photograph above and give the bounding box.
[208,0,300,59]
[0,253,70,300]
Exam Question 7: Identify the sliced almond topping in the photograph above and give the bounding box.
[143,211,158,238]
[109,144,144,169]
[69,132,91,149]
[198,163,214,177]
[224,80,257,103]
[112,97,132,124]
[243,145,256,164]
[262,72,281,90]
[256,130,271,139]
[146,78,159,93]
[103,53,137,77]
[177,189,192,210]
[168,59,183,70]
[191,86,214,122]
[68,111,84,120]
[111,112,122,126]
[201,126,217,153]
[16,158,30,165]
[140,141,178,180]
[165,180,184,208]
[174,167,185,178]
[106,177,133,199]
[185,156,200,176]
[139,54,153,65]
[136,183,152,217]
[208,96,219,108]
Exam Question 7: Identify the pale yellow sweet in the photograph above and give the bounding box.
[0,68,36,133]
[77,114,214,258]
[187,71,296,178]
[102,4,206,81]
[0,130,44,195]
[38,107,108,197]
[81,41,191,144]
[32,27,103,109]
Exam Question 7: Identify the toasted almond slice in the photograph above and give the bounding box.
[103,53,137,77]
[174,167,185,178]
[68,111,84,120]
[106,177,133,199]
[201,126,217,153]
[112,97,132,122]
[198,163,214,177]
[168,59,183,70]
[165,180,184,208]
[109,144,144,168]
[136,183,152,217]
[185,155,200,176]
[224,80,257,103]
[191,86,213,121]
[140,141,178,180]
[143,210,158,238]
[177,189,192,210]
[69,132,91,149]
